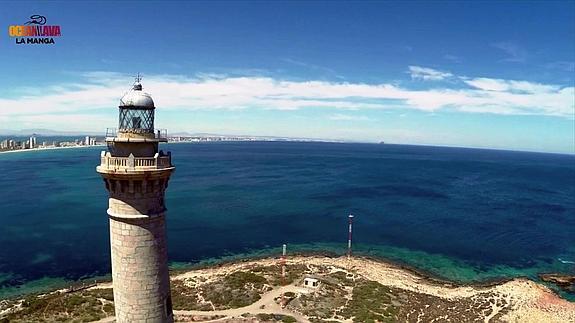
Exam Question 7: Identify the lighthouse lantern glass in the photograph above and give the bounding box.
[118,107,154,133]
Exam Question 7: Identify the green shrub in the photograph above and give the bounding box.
[341,280,397,323]
[282,315,297,323]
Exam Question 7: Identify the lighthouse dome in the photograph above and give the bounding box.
[120,83,155,108]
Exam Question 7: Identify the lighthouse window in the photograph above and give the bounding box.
[119,108,154,133]
[132,117,141,129]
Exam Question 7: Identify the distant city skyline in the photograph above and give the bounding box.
[1,1,574,154]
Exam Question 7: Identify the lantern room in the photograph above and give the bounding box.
[118,81,155,135]
[104,76,168,158]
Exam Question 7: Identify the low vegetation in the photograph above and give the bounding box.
[1,260,514,323]
[171,279,212,311]
[339,280,397,322]
[202,271,269,309]
[1,288,114,323]
[172,270,271,310]
[289,276,348,320]
[250,263,308,286]
[255,313,297,322]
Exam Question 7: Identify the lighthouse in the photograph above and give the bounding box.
[97,76,175,322]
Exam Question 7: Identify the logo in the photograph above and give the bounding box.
[8,15,61,45]
[25,15,47,25]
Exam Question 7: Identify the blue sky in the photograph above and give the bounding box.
[1,1,574,153]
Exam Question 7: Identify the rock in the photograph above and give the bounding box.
[538,273,575,292]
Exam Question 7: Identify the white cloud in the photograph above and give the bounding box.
[463,78,510,92]
[15,114,113,131]
[0,70,573,133]
[408,66,453,81]
[328,114,371,121]
[463,77,560,93]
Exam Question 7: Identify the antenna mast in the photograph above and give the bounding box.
[347,214,354,259]
[280,244,287,308]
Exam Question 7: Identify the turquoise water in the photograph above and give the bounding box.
[0,142,574,300]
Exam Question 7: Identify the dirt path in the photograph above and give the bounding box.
[174,284,311,323]
[92,284,312,322]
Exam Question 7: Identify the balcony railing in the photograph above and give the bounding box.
[106,128,168,140]
[156,129,168,140]
[98,151,172,171]
[106,128,117,137]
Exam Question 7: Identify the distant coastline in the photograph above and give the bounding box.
[0,144,105,155]
[2,130,573,155]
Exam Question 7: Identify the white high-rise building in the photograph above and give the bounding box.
[29,136,36,149]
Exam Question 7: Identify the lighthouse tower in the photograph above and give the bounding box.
[97,76,175,322]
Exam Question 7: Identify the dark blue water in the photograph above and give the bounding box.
[1,142,574,299]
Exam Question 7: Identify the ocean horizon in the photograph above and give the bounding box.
[1,141,574,300]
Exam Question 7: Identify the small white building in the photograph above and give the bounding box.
[303,277,320,289]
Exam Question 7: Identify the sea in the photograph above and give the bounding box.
[0,142,574,300]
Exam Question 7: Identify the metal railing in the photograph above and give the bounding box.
[99,152,172,171]
[155,129,168,140]
[105,128,168,140]
[106,128,117,137]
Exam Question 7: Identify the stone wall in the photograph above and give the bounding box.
[109,214,173,322]
[98,147,174,322]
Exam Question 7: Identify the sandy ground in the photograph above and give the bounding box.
[172,255,575,323]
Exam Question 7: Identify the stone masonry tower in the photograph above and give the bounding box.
[97,76,174,322]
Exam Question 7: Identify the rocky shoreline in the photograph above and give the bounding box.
[169,255,575,322]
[539,273,575,293]
[1,255,574,322]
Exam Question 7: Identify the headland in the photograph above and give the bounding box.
[1,255,573,322]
